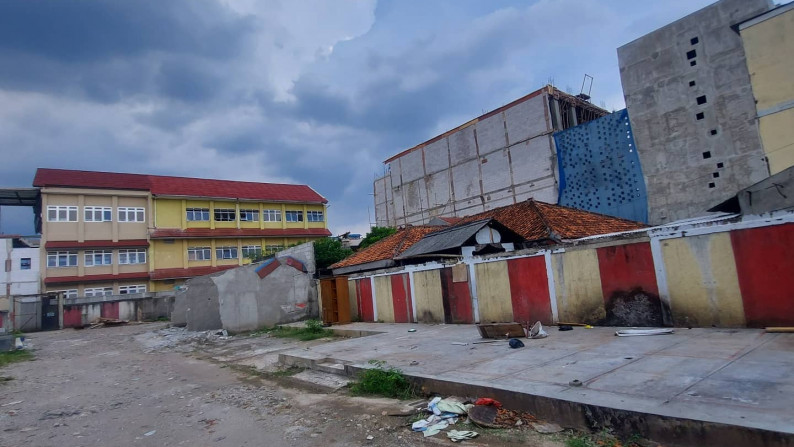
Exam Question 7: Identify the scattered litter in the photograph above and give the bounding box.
[88,318,129,329]
[476,322,525,339]
[528,321,548,339]
[214,329,228,337]
[143,430,156,436]
[450,342,469,346]
[531,421,564,434]
[615,328,674,337]
[366,434,374,440]
[447,430,479,442]
[765,327,794,333]
[508,338,525,349]
[584,325,593,329]
[14,337,25,349]
[494,408,537,427]
[473,398,501,408]
[435,398,469,415]
[468,405,499,428]
[569,379,582,387]
[1,401,23,407]
[409,361,419,366]
[407,329,417,333]
[558,325,573,331]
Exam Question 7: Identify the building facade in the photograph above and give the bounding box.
[373,85,608,227]
[738,2,794,175]
[1,236,40,298]
[33,169,330,297]
[618,0,772,224]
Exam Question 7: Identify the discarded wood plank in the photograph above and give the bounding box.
[765,327,794,333]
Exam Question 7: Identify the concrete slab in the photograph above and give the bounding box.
[278,323,794,446]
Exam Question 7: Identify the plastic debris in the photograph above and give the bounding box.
[531,421,564,434]
[508,338,525,349]
[558,325,573,331]
[473,398,502,408]
[447,430,479,442]
[569,379,582,387]
[528,321,548,339]
[144,430,156,436]
[436,399,469,415]
[615,328,674,337]
[408,329,417,332]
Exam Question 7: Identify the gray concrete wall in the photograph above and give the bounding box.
[618,0,772,224]
[375,90,561,227]
[174,242,318,332]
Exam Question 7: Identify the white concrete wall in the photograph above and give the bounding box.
[1,239,41,297]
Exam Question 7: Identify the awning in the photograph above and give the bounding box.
[0,188,39,206]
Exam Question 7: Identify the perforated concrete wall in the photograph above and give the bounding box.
[554,109,648,223]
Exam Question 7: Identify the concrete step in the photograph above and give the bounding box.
[289,369,351,392]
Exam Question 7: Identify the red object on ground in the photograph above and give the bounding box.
[474,398,502,408]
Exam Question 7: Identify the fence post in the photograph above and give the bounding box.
[58,292,64,329]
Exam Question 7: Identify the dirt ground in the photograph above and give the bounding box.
[0,323,569,447]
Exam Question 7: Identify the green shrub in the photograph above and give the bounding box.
[0,350,34,368]
[350,360,414,399]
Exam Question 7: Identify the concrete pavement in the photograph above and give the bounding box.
[280,323,794,446]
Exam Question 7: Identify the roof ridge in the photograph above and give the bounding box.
[526,199,556,241]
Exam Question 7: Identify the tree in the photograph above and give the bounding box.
[314,237,353,270]
[359,226,397,250]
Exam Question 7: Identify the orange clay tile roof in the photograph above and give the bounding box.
[459,199,646,240]
[330,226,444,269]
[332,200,647,270]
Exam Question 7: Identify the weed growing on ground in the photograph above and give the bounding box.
[566,435,596,447]
[564,429,642,447]
[0,350,34,368]
[350,360,414,400]
[250,319,334,341]
[270,366,305,377]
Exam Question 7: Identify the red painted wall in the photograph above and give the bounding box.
[731,224,794,327]
[440,268,473,324]
[390,274,414,323]
[507,256,553,325]
[357,278,375,322]
[101,302,120,320]
[596,242,659,300]
[63,307,83,328]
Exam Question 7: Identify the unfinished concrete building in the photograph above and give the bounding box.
[618,0,772,224]
[373,86,608,227]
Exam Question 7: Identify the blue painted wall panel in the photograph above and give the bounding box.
[554,109,648,223]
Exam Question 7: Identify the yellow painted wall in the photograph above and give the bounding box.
[155,199,183,229]
[413,269,445,323]
[552,249,605,324]
[373,276,395,323]
[741,9,794,110]
[475,262,514,323]
[741,9,794,173]
[759,108,794,174]
[151,240,185,269]
[347,279,359,320]
[662,233,746,327]
[151,279,185,292]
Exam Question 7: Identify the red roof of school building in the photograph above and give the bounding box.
[150,228,332,239]
[33,168,327,204]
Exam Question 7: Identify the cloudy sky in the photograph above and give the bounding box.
[0,0,720,236]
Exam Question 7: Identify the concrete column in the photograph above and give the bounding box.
[209,201,215,230]
[281,204,286,229]
[259,203,264,230]
[235,201,241,230]
[210,239,217,267]
[303,204,308,230]
[180,200,187,230]
[77,195,85,243]
[111,196,119,242]
[237,239,243,266]
[182,240,188,268]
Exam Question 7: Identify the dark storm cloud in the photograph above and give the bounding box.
[0,0,254,62]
